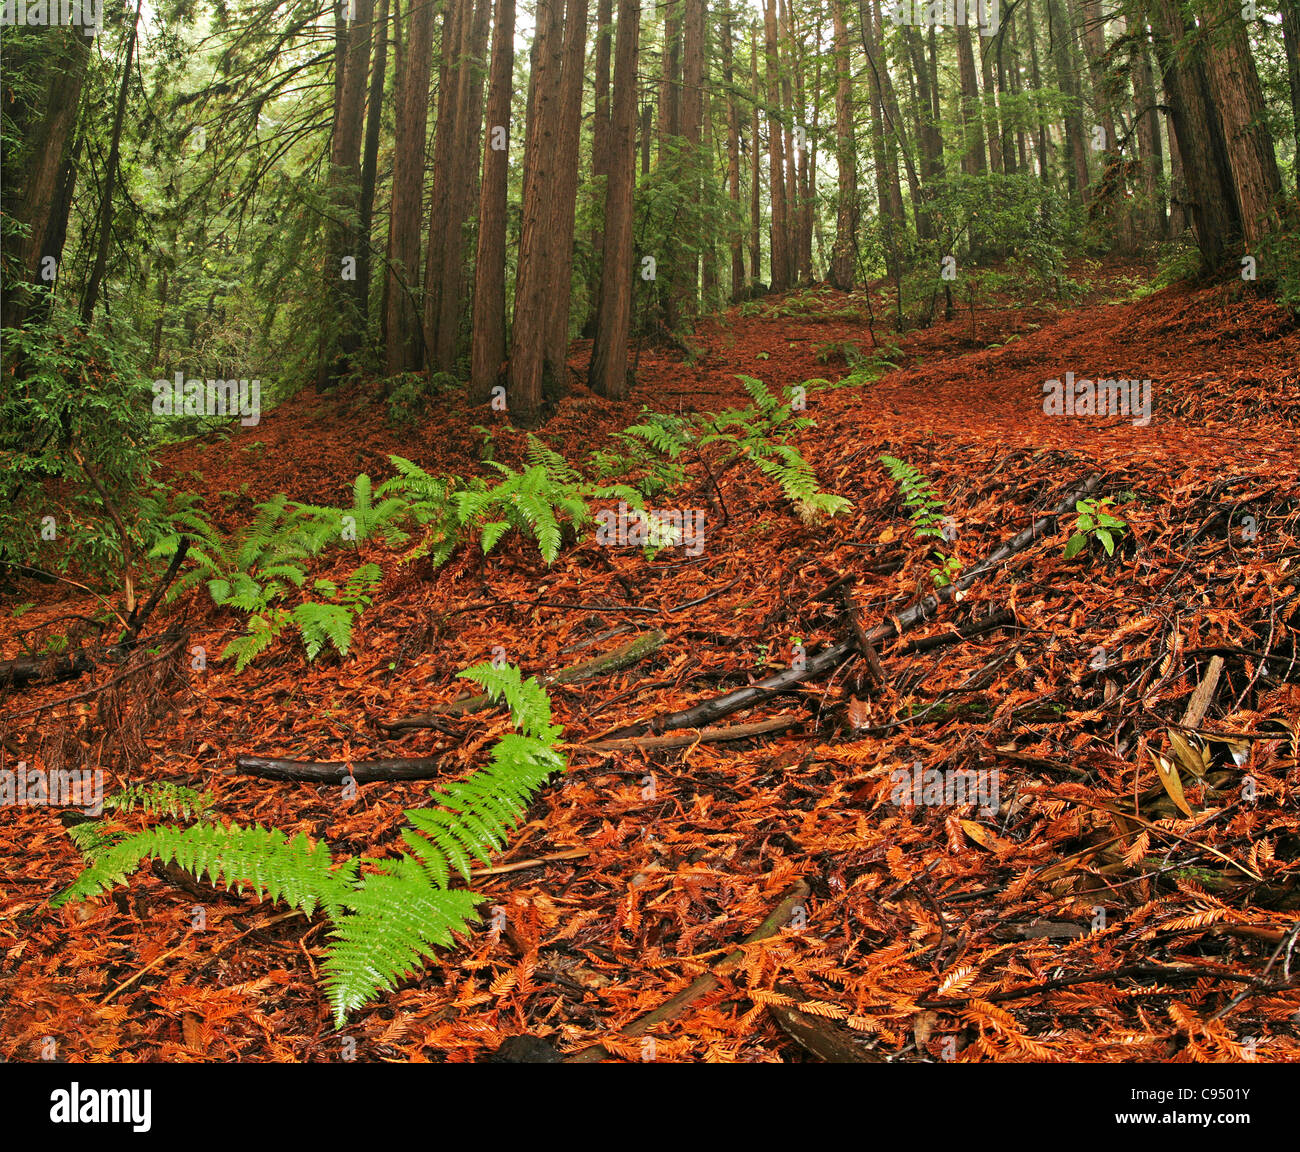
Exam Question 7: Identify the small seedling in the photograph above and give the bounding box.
[1065,497,1127,560]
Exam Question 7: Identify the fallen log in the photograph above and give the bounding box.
[607,473,1102,738]
[380,630,666,732]
[234,754,445,784]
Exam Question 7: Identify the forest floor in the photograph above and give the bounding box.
[3,257,1300,1062]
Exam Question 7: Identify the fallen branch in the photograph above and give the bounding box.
[610,474,1102,737]
[234,754,445,783]
[380,630,666,732]
[768,986,883,1063]
[0,539,190,691]
[563,879,811,1062]
[573,714,799,754]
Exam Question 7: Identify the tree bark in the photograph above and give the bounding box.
[543,0,591,390]
[509,0,565,423]
[1197,0,1282,250]
[384,0,436,374]
[764,0,791,291]
[830,0,857,290]
[588,0,641,399]
[470,0,516,403]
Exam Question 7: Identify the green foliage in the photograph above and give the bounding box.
[879,454,962,587]
[56,663,566,1026]
[1064,498,1128,560]
[104,782,212,820]
[0,316,159,578]
[384,371,458,427]
[616,378,852,524]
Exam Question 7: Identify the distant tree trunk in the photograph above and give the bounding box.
[427,0,489,372]
[1129,23,1167,241]
[509,0,564,423]
[656,0,684,329]
[861,0,902,274]
[81,0,144,328]
[1149,0,1241,267]
[470,0,516,403]
[1197,0,1282,250]
[779,0,800,281]
[763,0,791,291]
[1006,12,1029,174]
[1023,0,1050,180]
[543,0,591,390]
[830,0,857,290]
[905,24,943,235]
[589,0,641,399]
[1284,0,1300,183]
[722,6,746,298]
[587,0,614,329]
[749,23,763,285]
[385,0,435,374]
[679,0,706,312]
[1047,0,1090,200]
[978,20,1003,176]
[994,18,1017,175]
[955,24,987,178]
[320,0,375,385]
[641,100,652,176]
[356,0,391,329]
[701,74,721,309]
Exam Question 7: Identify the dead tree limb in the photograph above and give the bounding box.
[610,474,1102,737]
[234,754,446,784]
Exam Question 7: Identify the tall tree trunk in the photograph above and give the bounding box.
[509,0,564,423]
[385,0,435,374]
[679,0,706,313]
[1,27,90,333]
[1148,0,1242,267]
[589,0,642,399]
[1197,0,1282,250]
[320,0,375,385]
[749,23,763,286]
[831,0,857,290]
[470,0,516,403]
[722,5,745,298]
[1129,22,1167,241]
[763,0,791,291]
[1024,0,1050,180]
[587,0,614,328]
[356,0,391,329]
[543,0,591,389]
[1047,0,1091,200]
[779,0,800,282]
[1283,0,1300,184]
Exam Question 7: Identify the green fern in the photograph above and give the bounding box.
[104,782,212,820]
[55,664,567,1027]
[879,454,962,586]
